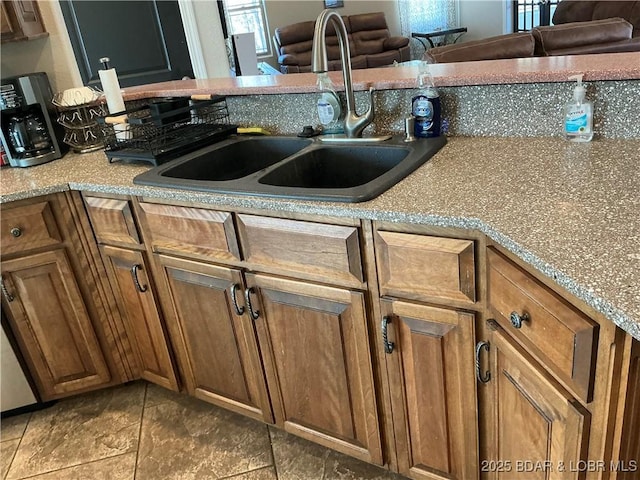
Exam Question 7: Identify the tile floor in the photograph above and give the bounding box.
[0,382,405,480]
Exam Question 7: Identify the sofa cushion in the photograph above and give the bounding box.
[532,17,633,55]
[275,20,315,46]
[366,50,402,68]
[543,36,640,55]
[349,12,388,32]
[384,36,410,50]
[353,29,389,55]
[553,0,640,35]
[423,32,535,63]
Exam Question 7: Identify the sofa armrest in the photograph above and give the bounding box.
[533,17,633,55]
[383,36,410,50]
[278,54,300,66]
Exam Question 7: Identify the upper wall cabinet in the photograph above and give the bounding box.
[1,1,48,43]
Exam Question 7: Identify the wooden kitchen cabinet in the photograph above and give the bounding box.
[381,298,478,480]
[486,247,598,402]
[479,243,640,480]
[0,194,125,401]
[153,254,272,423]
[373,226,480,479]
[99,245,178,391]
[1,1,48,43]
[84,193,181,391]
[482,320,591,479]
[1,249,111,399]
[246,272,383,465]
[136,201,383,462]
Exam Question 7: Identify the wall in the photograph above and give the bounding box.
[0,1,82,93]
[458,0,507,42]
[183,1,231,79]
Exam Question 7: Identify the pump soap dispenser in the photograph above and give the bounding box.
[564,74,593,142]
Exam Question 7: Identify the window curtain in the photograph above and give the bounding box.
[397,0,460,59]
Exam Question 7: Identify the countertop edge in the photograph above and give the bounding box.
[4,178,636,341]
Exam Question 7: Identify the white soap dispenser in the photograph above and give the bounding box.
[564,74,593,142]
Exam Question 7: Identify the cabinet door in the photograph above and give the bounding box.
[247,273,383,465]
[381,298,478,480]
[1,249,111,400]
[100,245,178,391]
[155,255,272,423]
[1,2,15,37]
[0,1,46,42]
[485,323,591,479]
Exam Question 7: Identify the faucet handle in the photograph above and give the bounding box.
[364,87,375,121]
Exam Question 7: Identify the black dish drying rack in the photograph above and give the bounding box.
[99,95,237,165]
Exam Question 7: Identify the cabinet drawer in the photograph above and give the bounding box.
[487,247,598,402]
[84,196,141,247]
[237,214,363,286]
[139,202,240,262]
[1,201,61,255]
[375,231,475,304]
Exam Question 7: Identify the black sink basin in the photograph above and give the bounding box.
[259,145,409,189]
[134,135,447,203]
[161,137,312,181]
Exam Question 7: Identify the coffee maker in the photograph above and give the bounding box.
[0,72,67,167]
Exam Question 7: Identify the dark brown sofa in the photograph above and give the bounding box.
[424,0,640,63]
[273,12,410,73]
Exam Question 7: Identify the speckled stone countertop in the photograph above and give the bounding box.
[1,137,639,341]
[121,52,640,98]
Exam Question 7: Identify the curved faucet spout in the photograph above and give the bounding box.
[312,9,374,138]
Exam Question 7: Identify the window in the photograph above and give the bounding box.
[222,0,271,57]
[513,0,560,32]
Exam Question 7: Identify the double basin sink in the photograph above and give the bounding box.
[134,135,447,203]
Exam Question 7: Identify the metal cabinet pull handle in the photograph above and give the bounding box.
[10,227,22,238]
[509,311,529,329]
[244,287,259,320]
[1,277,14,302]
[475,341,491,383]
[130,264,148,293]
[230,283,245,315]
[382,315,394,354]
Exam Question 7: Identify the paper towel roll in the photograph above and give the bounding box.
[98,67,125,114]
[98,63,128,140]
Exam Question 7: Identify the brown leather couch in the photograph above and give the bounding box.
[424,0,640,63]
[273,12,410,74]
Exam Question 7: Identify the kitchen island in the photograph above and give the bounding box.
[2,53,639,478]
[2,136,638,340]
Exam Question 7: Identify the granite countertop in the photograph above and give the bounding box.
[1,136,639,340]
[120,52,640,98]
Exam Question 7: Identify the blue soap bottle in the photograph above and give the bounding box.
[412,63,441,138]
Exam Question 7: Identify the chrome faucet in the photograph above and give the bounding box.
[311,9,375,138]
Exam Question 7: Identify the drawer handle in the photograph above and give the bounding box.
[475,341,491,383]
[382,315,395,354]
[1,276,15,302]
[10,227,21,238]
[509,311,529,329]
[244,287,259,320]
[230,284,245,316]
[130,264,148,293]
